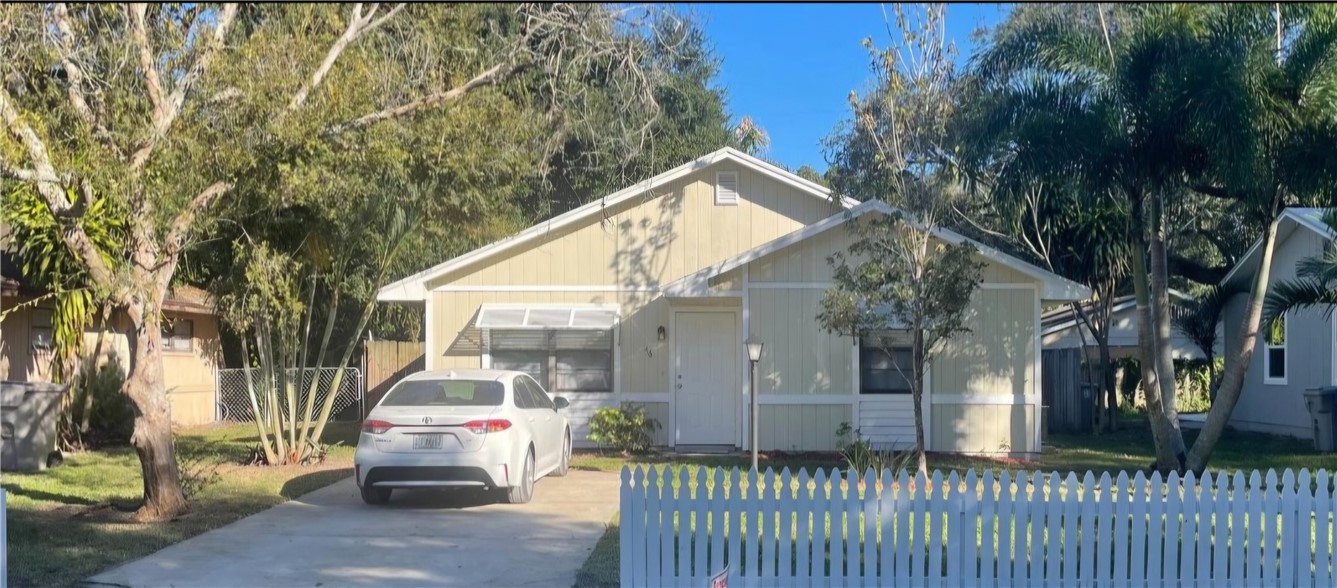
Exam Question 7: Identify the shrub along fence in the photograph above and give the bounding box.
[620,466,1337,587]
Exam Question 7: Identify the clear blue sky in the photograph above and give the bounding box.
[689,3,1012,171]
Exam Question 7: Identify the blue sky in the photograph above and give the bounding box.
[690,3,1012,171]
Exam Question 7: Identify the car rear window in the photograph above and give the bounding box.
[380,379,504,406]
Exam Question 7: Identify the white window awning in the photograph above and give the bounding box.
[475,304,619,330]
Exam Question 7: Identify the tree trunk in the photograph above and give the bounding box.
[1098,338,1117,432]
[1149,192,1182,432]
[1130,194,1185,472]
[123,300,187,521]
[912,328,928,475]
[1207,351,1218,404]
[1187,212,1281,473]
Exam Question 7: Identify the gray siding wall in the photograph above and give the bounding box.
[1224,228,1332,439]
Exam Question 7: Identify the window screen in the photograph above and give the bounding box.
[860,332,914,394]
[487,328,612,393]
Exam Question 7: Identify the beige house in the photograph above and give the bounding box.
[1,279,223,426]
[378,148,1090,455]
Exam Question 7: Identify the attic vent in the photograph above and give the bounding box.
[715,171,739,205]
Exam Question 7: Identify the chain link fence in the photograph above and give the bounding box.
[215,367,363,423]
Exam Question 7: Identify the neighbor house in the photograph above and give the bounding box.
[1,266,224,426]
[378,148,1090,455]
[1041,290,1207,360]
[1039,291,1208,434]
[1221,207,1334,440]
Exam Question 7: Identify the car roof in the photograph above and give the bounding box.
[400,369,521,383]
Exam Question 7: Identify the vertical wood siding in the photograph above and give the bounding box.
[934,288,1036,397]
[429,166,842,289]
[759,404,850,451]
[931,403,1037,454]
[747,288,853,395]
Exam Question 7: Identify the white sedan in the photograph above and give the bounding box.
[354,369,572,505]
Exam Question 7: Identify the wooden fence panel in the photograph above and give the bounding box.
[622,466,1337,586]
[361,340,424,412]
[1041,348,1091,434]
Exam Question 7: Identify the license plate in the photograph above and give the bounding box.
[413,434,443,450]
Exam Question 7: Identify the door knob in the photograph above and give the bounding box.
[677,383,683,389]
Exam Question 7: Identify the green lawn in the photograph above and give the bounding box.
[3,422,360,588]
[571,424,1337,587]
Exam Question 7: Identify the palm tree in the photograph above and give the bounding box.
[968,4,1337,472]
[967,4,1207,470]
[1172,286,1238,403]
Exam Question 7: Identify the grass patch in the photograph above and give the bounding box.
[3,422,359,588]
[573,519,620,588]
[573,423,1337,586]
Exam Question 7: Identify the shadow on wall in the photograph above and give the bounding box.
[942,291,1032,396]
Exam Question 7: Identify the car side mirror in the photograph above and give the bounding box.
[554,396,570,410]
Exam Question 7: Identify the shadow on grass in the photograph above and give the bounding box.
[279,467,354,500]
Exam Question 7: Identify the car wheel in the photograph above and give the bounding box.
[552,430,571,477]
[360,484,392,505]
[505,448,535,504]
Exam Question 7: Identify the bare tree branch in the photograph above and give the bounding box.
[287,3,408,111]
[128,2,239,172]
[163,181,233,263]
[51,3,121,156]
[0,85,116,288]
[128,3,167,126]
[326,62,514,134]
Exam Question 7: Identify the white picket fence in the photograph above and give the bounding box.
[2,489,7,588]
[620,466,1337,587]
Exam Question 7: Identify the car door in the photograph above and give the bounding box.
[513,377,554,471]
[522,376,560,471]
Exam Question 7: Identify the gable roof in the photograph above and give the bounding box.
[664,199,1093,302]
[1039,290,1191,336]
[377,147,859,302]
[1221,207,1335,290]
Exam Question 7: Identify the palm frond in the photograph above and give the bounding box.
[1264,277,1337,321]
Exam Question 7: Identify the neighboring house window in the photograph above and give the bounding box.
[859,332,914,394]
[488,329,613,394]
[30,308,53,350]
[162,319,194,352]
[1264,313,1286,384]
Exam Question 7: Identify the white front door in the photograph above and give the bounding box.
[673,311,739,446]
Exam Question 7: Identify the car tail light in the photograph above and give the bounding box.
[462,419,512,434]
[362,419,393,434]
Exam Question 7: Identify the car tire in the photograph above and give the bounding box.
[504,448,535,504]
[360,484,392,505]
[552,430,571,477]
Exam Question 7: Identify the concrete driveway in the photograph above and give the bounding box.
[86,470,619,588]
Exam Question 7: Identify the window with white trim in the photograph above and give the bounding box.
[715,171,739,205]
[162,318,194,352]
[488,329,613,394]
[1264,313,1286,384]
[859,331,914,394]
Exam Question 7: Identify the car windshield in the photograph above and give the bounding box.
[380,379,504,407]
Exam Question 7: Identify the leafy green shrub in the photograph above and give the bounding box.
[588,404,661,455]
[835,422,913,477]
[68,361,134,448]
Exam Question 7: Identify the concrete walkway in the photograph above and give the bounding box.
[86,470,620,588]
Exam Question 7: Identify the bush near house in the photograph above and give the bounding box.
[587,404,661,455]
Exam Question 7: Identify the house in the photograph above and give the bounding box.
[377,147,1090,455]
[1041,291,1207,360]
[1,268,224,426]
[1039,291,1207,433]
[1220,207,1334,440]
